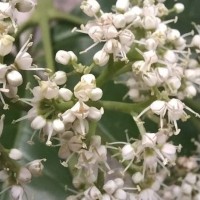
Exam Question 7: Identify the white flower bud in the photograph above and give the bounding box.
[167,29,180,41]
[164,50,177,63]
[102,194,111,200]
[114,178,124,188]
[10,185,24,200]
[116,0,129,13]
[15,0,35,12]
[142,133,157,147]
[27,159,46,177]
[90,88,103,101]
[142,72,157,87]
[113,14,126,28]
[15,52,33,70]
[156,67,169,82]
[81,0,100,17]
[9,148,23,160]
[6,70,23,87]
[184,84,197,98]
[0,34,14,56]
[132,172,143,184]
[53,119,65,133]
[114,189,127,200]
[90,186,102,199]
[103,180,118,194]
[145,38,157,50]
[185,173,197,185]
[88,26,104,42]
[104,25,118,40]
[104,39,121,54]
[167,76,181,92]
[88,107,104,121]
[181,182,192,195]
[132,60,145,71]
[81,74,95,84]
[93,49,110,66]
[68,51,77,62]
[17,167,32,184]
[55,50,71,65]
[59,88,73,101]
[150,100,166,116]
[119,30,135,46]
[143,50,158,65]
[121,143,135,160]
[31,115,46,130]
[143,16,159,30]
[161,143,176,155]
[174,3,184,13]
[191,35,200,48]
[52,71,67,85]
[124,7,140,24]
[0,64,8,79]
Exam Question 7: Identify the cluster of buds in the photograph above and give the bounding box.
[0,0,36,109]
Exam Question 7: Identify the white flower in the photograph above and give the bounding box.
[55,50,77,65]
[9,148,23,160]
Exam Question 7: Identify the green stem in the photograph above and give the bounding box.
[0,56,3,63]
[94,99,153,114]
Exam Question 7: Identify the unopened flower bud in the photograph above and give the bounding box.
[27,159,46,176]
[93,49,110,66]
[55,50,70,65]
[191,35,200,48]
[6,70,23,87]
[0,34,14,56]
[114,178,124,188]
[161,143,176,155]
[9,148,23,160]
[116,0,129,13]
[90,88,103,101]
[121,143,135,160]
[52,71,67,85]
[31,115,46,130]
[53,118,65,133]
[59,88,73,101]
[15,0,35,12]
[132,172,143,184]
[114,189,127,200]
[181,182,192,195]
[81,74,95,84]
[164,50,177,63]
[81,0,100,17]
[103,180,118,194]
[17,167,32,184]
[174,3,184,13]
[10,185,24,200]
[113,14,126,28]
[143,72,157,87]
[119,29,135,45]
